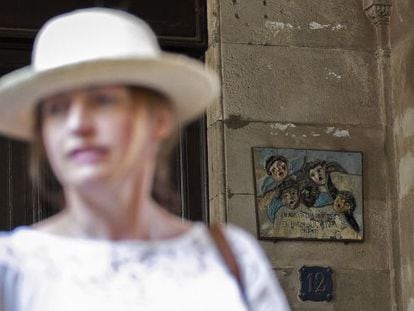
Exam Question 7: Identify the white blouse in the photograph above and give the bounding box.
[0,224,289,311]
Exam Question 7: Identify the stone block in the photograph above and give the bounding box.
[391,0,414,44]
[208,193,227,224]
[227,194,390,271]
[220,0,376,50]
[401,264,414,310]
[205,44,224,126]
[227,194,257,236]
[398,151,414,199]
[333,269,391,311]
[222,43,381,125]
[398,200,414,266]
[207,120,226,201]
[207,0,220,45]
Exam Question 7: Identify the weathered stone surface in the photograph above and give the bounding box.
[205,40,223,126]
[220,0,376,50]
[399,151,414,199]
[222,43,381,125]
[207,120,226,201]
[224,122,386,201]
[228,195,390,270]
[205,0,408,308]
[391,7,414,309]
[207,0,220,45]
[391,0,414,44]
[333,269,391,311]
[227,194,257,236]
[208,193,226,225]
[399,202,414,267]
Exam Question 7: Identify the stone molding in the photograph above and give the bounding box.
[363,0,392,57]
[363,0,392,26]
[364,0,398,309]
[375,48,391,58]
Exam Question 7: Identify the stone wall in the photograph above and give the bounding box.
[391,0,414,309]
[206,0,395,309]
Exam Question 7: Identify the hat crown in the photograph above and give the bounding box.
[0,7,219,140]
[33,8,161,71]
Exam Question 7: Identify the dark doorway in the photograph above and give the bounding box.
[0,0,209,230]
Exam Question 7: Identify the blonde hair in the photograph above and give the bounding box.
[30,85,180,214]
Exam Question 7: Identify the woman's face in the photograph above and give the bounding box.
[40,85,171,187]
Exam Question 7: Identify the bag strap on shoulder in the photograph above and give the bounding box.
[208,224,250,308]
[208,224,242,284]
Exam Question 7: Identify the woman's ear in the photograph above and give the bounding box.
[152,106,175,140]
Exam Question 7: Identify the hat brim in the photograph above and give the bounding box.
[0,53,219,141]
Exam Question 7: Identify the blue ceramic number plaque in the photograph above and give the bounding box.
[299,266,333,302]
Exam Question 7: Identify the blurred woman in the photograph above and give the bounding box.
[0,8,289,310]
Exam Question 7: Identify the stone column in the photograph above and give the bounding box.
[206,0,227,225]
[389,0,414,309]
[363,1,398,310]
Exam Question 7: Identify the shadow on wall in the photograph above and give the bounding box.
[405,36,414,88]
[400,31,414,89]
[392,28,414,105]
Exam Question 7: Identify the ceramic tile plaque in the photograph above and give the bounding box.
[299,266,333,302]
[252,147,363,241]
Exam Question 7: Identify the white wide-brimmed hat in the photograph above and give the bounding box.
[0,8,219,141]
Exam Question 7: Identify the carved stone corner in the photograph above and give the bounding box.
[375,48,391,58]
[363,0,392,26]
